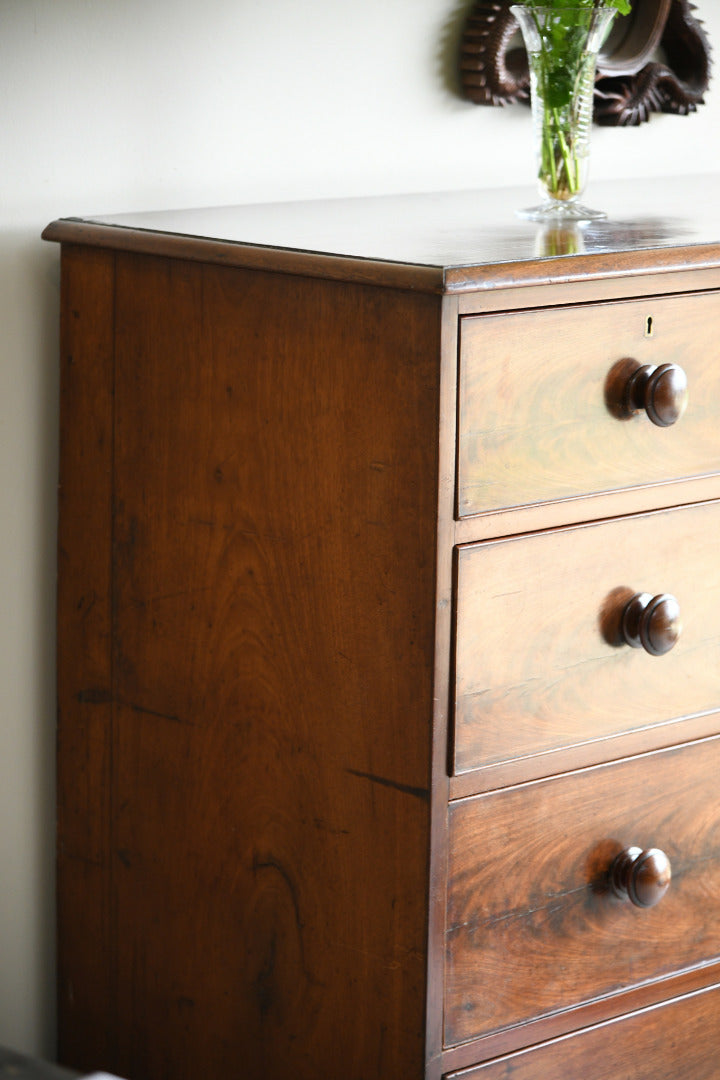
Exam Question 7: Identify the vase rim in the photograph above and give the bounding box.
[509,3,618,7]
[509,5,619,27]
[509,4,618,11]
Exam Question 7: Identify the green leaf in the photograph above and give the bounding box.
[546,68,573,109]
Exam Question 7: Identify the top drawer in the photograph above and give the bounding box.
[457,292,720,518]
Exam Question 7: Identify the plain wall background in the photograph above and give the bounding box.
[2,0,720,1061]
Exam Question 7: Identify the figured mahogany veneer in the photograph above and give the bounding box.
[457,292,720,517]
[445,736,720,1046]
[446,984,720,1080]
[453,500,720,774]
[45,180,720,1080]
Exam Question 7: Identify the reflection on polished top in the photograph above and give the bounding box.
[44,174,720,292]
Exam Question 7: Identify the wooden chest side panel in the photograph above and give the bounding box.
[446,737,720,1046]
[101,256,441,1080]
[56,246,116,1071]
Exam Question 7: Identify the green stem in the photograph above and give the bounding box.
[543,106,558,191]
[553,107,575,192]
[541,102,579,199]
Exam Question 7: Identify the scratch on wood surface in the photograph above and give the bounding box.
[346,768,430,802]
[125,700,189,724]
[75,689,191,725]
[447,886,587,936]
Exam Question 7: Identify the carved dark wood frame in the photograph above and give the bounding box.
[459,0,712,125]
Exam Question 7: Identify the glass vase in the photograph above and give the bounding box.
[511,5,617,222]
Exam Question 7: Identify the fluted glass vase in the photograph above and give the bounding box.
[511,5,617,221]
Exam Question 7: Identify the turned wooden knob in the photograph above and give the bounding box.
[621,592,681,656]
[623,363,688,427]
[610,846,671,908]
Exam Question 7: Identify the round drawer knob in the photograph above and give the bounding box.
[621,592,681,656]
[624,363,688,427]
[610,846,672,908]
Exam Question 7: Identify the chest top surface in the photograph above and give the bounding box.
[43,174,720,293]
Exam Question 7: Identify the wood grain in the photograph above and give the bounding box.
[453,499,720,773]
[48,190,720,1080]
[41,175,720,295]
[59,251,445,1080]
[458,292,720,516]
[446,983,720,1079]
[55,246,116,1070]
[445,736,720,1046]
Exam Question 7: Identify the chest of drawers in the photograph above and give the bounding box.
[45,178,720,1080]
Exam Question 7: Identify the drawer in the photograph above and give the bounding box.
[453,500,720,775]
[457,292,720,517]
[444,737,720,1047]
[445,983,720,1079]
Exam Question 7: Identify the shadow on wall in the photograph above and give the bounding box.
[437,0,482,98]
[0,228,60,1055]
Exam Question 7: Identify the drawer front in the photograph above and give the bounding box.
[445,737,720,1047]
[453,500,720,775]
[444,984,720,1080]
[457,292,720,517]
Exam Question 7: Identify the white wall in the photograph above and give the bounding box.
[2,0,720,1061]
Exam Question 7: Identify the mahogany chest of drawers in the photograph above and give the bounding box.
[45,178,720,1080]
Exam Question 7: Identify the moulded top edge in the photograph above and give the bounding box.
[42,175,720,293]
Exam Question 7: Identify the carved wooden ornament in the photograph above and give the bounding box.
[459,0,712,125]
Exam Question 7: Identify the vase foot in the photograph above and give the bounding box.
[517,199,607,223]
